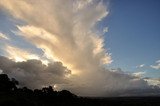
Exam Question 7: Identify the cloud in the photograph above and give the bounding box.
[103,27,109,33]
[0,0,111,95]
[0,32,9,40]
[157,60,160,63]
[0,55,159,96]
[136,64,145,68]
[0,56,71,89]
[3,45,49,65]
[5,45,39,62]
[0,69,2,74]
[0,0,160,96]
[132,71,145,78]
[144,78,160,87]
[151,60,160,70]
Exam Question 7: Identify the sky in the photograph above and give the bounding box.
[105,0,160,78]
[0,0,160,97]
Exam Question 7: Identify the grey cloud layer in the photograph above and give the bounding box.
[0,56,71,89]
[1,56,159,96]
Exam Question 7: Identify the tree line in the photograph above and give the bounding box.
[0,73,160,106]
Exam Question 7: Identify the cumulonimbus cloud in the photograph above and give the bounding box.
[0,0,160,96]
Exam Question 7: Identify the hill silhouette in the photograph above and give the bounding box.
[0,73,160,106]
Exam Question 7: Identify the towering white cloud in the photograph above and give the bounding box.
[0,0,111,95]
[0,0,159,96]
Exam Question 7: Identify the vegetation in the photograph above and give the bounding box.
[0,74,160,106]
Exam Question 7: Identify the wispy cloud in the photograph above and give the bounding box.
[0,32,10,40]
[151,60,160,70]
[136,64,145,68]
[4,45,49,65]
[5,45,39,62]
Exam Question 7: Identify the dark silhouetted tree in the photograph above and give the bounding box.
[0,74,18,92]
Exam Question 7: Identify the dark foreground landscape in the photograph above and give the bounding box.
[0,74,160,106]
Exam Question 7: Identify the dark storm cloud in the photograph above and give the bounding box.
[0,56,71,89]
